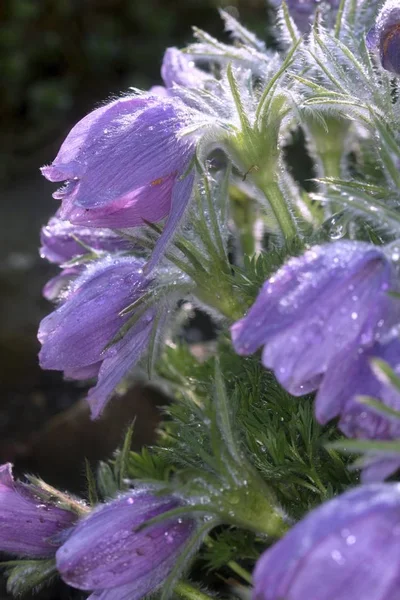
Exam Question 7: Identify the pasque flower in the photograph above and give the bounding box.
[0,463,76,558]
[41,94,197,271]
[231,241,400,395]
[40,216,132,301]
[316,338,400,481]
[38,256,157,418]
[253,483,400,600]
[367,0,400,76]
[316,338,400,439]
[40,216,130,265]
[56,490,196,600]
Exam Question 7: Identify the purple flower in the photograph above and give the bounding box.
[41,95,196,270]
[316,339,400,439]
[38,256,156,417]
[316,338,400,481]
[253,483,400,600]
[231,241,400,396]
[367,1,400,76]
[56,490,196,600]
[0,463,76,558]
[161,48,210,90]
[40,216,130,265]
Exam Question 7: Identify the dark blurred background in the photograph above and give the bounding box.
[0,0,269,528]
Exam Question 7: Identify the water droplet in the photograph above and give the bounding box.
[331,550,345,564]
[351,312,358,320]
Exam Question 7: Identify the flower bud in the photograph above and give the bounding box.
[56,490,196,599]
[0,464,76,558]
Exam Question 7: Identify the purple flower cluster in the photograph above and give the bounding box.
[0,465,196,600]
[38,48,211,415]
[232,240,400,480]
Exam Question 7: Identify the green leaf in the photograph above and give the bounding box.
[97,461,118,500]
[85,458,99,506]
[4,559,57,597]
[114,421,136,489]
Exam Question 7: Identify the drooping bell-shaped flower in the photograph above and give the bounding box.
[38,256,157,417]
[40,216,132,302]
[0,463,77,558]
[40,216,130,265]
[367,0,400,76]
[253,483,400,600]
[41,94,197,270]
[231,241,400,395]
[316,338,400,439]
[316,338,400,481]
[56,490,196,600]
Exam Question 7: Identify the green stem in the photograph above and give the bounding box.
[175,582,214,600]
[320,151,342,180]
[227,560,253,585]
[204,537,252,585]
[256,180,298,241]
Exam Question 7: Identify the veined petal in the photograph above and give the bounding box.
[56,490,195,591]
[41,96,150,182]
[59,175,175,228]
[87,314,154,419]
[38,257,149,371]
[0,464,76,557]
[40,217,130,264]
[232,241,400,395]
[145,167,195,272]
[253,483,400,600]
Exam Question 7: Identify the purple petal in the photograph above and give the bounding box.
[161,47,209,89]
[316,339,400,440]
[253,483,400,600]
[43,96,194,211]
[361,455,400,483]
[40,217,130,264]
[42,267,81,302]
[59,174,175,228]
[87,315,154,418]
[366,3,400,75]
[38,257,149,371]
[41,96,150,183]
[56,490,195,591]
[231,242,400,395]
[145,168,195,272]
[0,464,76,557]
[88,578,155,600]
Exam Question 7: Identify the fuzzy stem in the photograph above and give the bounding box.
[175,582,214,600]
[227,560,253,584]
[255,179,298,241]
